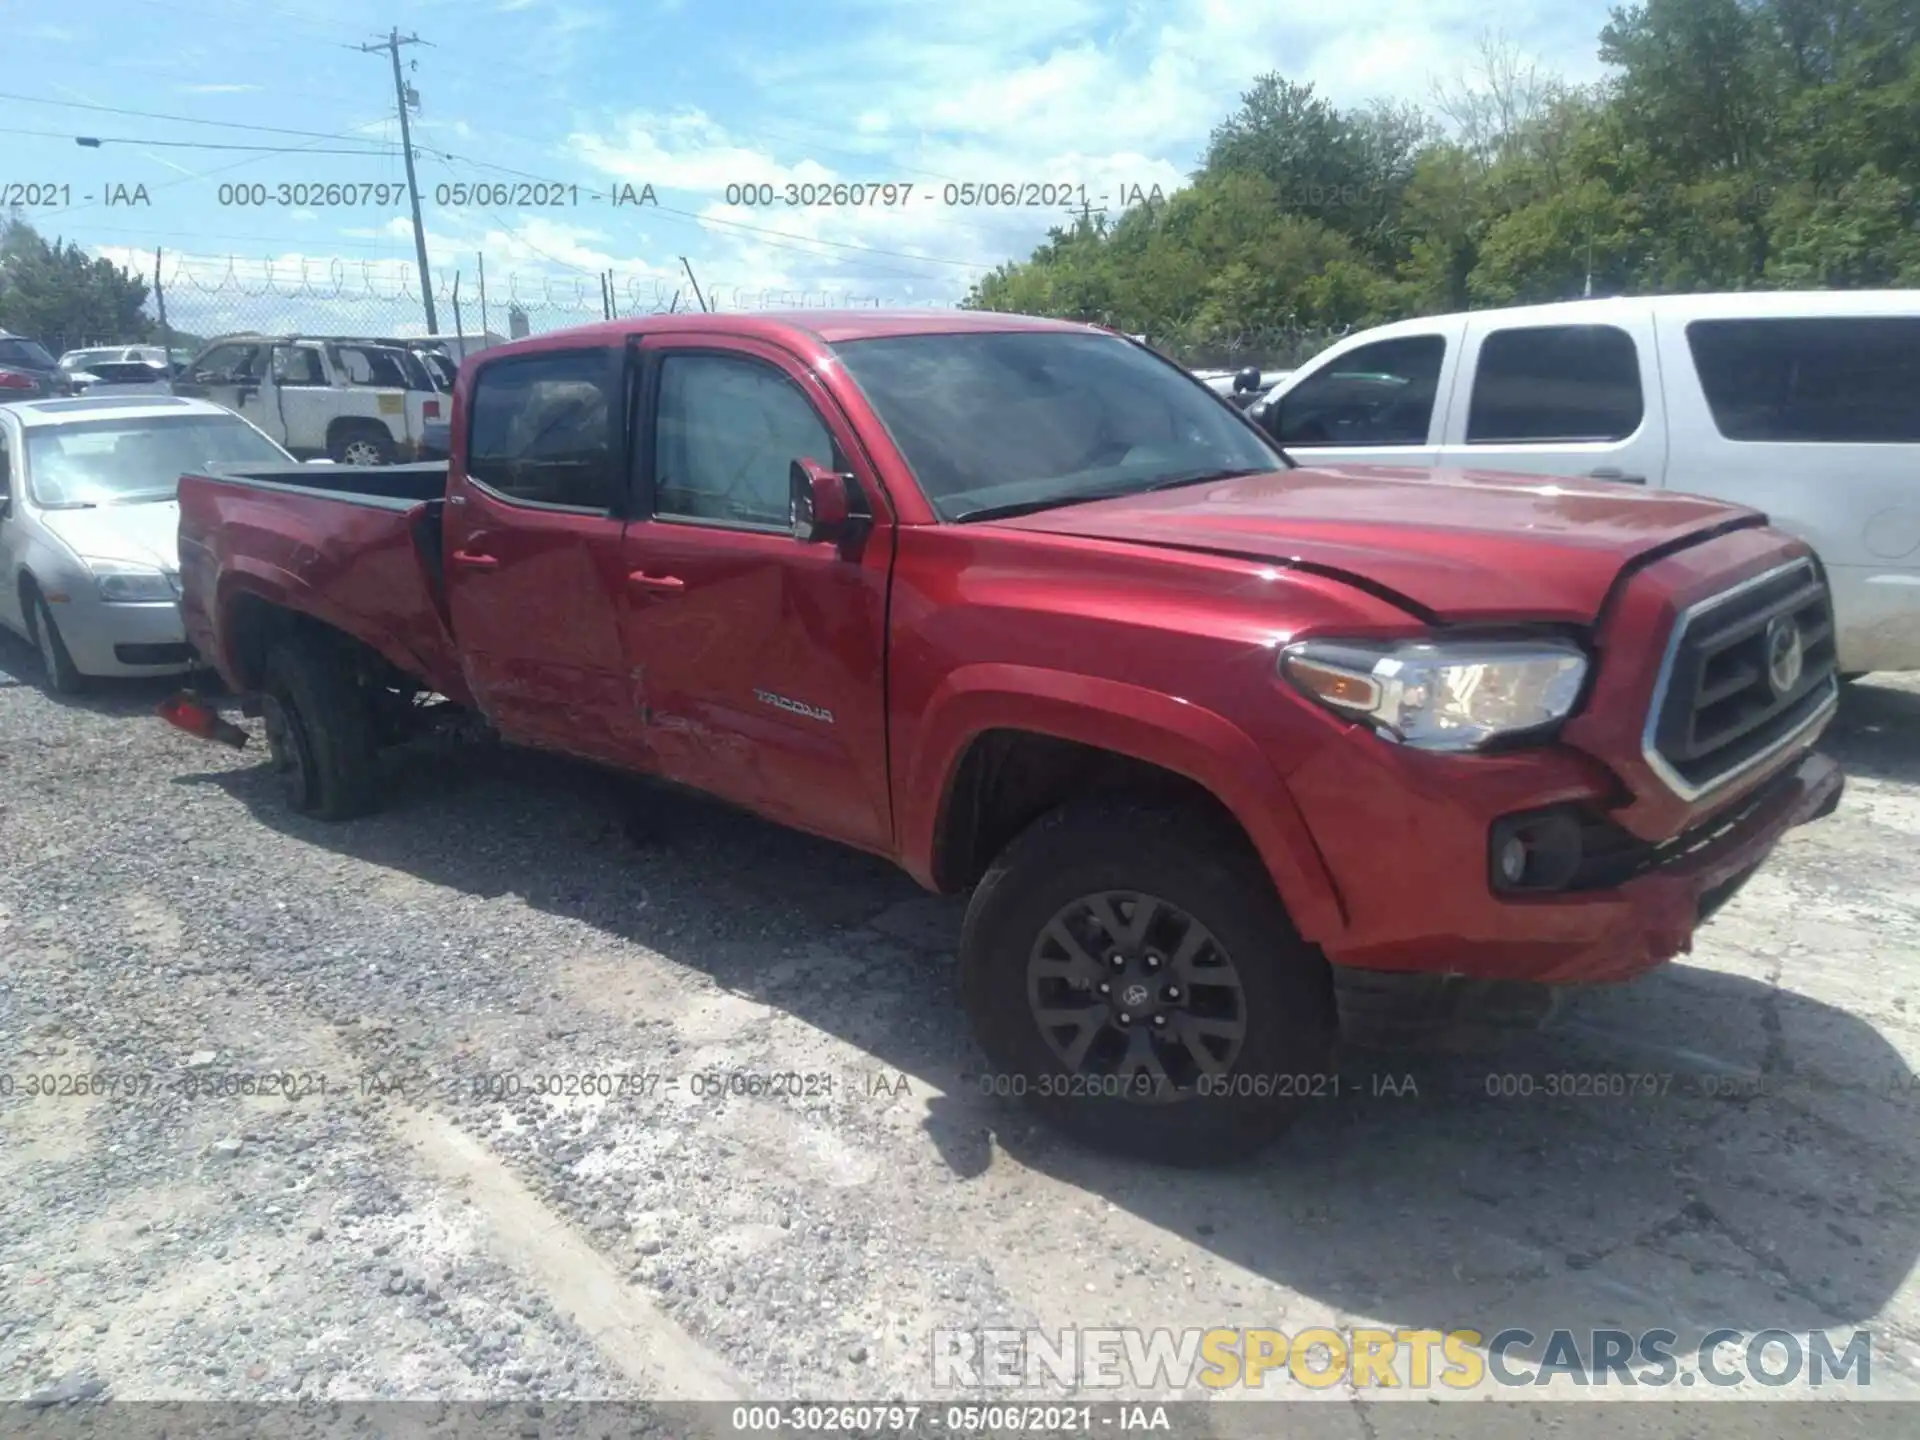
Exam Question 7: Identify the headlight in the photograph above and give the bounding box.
[1280,636,1588,750]
[86,559,177,604]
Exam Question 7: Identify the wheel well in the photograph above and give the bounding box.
[931,728,1259,892]
[326,416,390,445]
[224,594,379,693]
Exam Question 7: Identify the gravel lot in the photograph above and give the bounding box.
[2,629,1918,1434]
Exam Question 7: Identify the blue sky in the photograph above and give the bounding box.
[6,0,1617,335]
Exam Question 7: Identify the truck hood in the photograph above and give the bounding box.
[39,500,181,572]
[993,463,1762,622]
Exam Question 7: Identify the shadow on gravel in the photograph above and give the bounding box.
[0,628,223,717]
[168,711,1919,1376]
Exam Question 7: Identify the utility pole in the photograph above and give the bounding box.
[360,28,438,333]
[153,247,174,393]
[679,256,709,313]
[476,251,490,345]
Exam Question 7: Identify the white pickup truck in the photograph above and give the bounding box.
[174,334,444,465]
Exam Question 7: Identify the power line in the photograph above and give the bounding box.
[23,118,400,224]
[0,126,391,154]
[0,89,399,146]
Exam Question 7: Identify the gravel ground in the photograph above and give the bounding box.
[2,630,1918,1434]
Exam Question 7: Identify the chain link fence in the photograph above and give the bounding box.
[99,249,1344,377]
[1168,324,1354,372]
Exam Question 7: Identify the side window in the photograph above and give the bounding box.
[193,344,259,382]
[1467,324,1643,444]
[271,346,325,386]
[466,349,617,510]
[1270,336,1446,447]
[653,352,835,528]
[1686,317,1920,444]
[0,427,11,510]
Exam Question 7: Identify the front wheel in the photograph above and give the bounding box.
[960,797,1336,1166]
[25,587,85,695]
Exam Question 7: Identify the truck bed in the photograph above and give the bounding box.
[177,461,468,701]
[197,460,450,505]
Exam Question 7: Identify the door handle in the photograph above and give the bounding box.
[627,570,685,595]
[449,549,499,571]
[1585,467,1647,485]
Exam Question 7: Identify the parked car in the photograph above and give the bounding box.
[67,360,174,397]
[59,344,170,376]
[165,310,1842,1164]
[0,395,297,692]
[173,334,442,465]
[1248,290,1920,675]
[0,333,74,398]
[418,417,451,461]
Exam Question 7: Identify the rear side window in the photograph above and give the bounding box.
[1467,324,1644,444]
[1686,317,1920,443]
[0,339,55,369]
[1269,335,1447,447]
[465,349,618,510]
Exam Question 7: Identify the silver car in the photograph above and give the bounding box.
[0,395,295,692]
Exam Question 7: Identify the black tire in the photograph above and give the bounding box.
[24,585,85,695]
[960,796,1337,1166]
[260,636,381,819]
[329,423,396,467]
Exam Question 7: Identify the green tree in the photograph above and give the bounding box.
[962,0,1920,365]
[0,214,153,353]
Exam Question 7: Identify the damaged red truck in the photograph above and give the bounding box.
[171,310,1843,1163]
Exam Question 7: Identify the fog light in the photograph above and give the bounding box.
[1489,808,1586,893]
[1496,835,1529,886]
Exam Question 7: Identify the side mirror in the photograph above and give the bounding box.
[789,457,858,544]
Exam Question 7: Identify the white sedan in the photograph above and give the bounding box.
[0,395,295,691]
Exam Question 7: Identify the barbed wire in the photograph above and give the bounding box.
[124,250,941,346]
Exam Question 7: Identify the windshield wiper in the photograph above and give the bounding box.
[1141,466,1271,492]
[951,466,1276,524]
[950,494,1109,524]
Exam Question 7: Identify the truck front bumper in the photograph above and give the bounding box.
[1297,744,1842,988]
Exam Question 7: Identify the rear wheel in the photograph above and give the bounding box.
[330,423,396,467]
[960,797,1337,1166]
[260,637,381,819]
[25,586,85,695]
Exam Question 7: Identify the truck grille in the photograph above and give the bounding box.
[1643,557,1838,800]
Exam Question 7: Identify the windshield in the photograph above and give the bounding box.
[832,330,1285,521]
[0,338,57,370]
[25,414,291,509]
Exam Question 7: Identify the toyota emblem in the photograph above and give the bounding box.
[1121,983,1151,1009]
[1764,614,1805,696]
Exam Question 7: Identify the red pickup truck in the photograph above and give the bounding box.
[169,310,1844,1163]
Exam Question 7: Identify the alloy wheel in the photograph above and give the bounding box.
[1025,889,1248,1101]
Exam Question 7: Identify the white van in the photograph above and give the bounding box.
[1247,291,1920,675]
